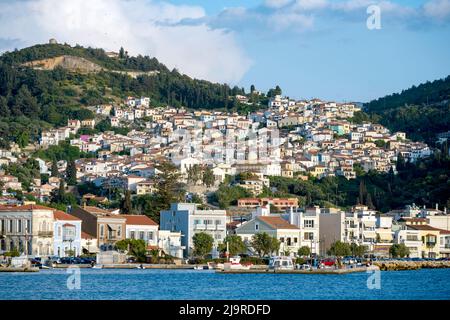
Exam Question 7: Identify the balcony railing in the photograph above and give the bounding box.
[38,231,53,237]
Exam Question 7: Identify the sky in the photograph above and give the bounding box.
[0,0,449,102]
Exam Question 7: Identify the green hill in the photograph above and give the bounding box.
[0,43,251,148]
[364,76,450,144]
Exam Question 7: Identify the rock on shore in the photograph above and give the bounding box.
[373,260,450,271]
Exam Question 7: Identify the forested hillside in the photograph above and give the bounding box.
[364,76,450,144]
[0,43,257,148]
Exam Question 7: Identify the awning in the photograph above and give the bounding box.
[107,224,119,231]
[378,233,393,241]
[82,245,100,253]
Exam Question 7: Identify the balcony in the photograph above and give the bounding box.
[38,231,53,237]
[194,224,206,230]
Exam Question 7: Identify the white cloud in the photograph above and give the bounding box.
[294,0,328,11]
[423,0,450,20]
[264,0,293,9]
[0,0,252,84]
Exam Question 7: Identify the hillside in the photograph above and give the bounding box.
[0,43,251,148]
[21,55,160,78]
[364,76,450,144]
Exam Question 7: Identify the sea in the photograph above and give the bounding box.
[0,268,449,300]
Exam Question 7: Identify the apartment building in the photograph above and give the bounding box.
[159,203,227,258]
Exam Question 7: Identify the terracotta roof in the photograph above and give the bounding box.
[54,210,81,221]
[81,231,95,239]
[257,216,299,230]
[0,204,54,211]
[407,225,442,231]
[121,215,157,226]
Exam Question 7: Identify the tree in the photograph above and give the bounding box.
[351,243,368,257]
[51,158,59,177]
[51,179,65,204]
[202,166,215,187]
[358,179,367,205]
[251,232,280,257]
[328,241,351,257]
[121,190,133,214]
[66,159,77,185]
[115,239,147,262]
[218,235,246,256]
[119,47,125,59]
[297,246,311,257]
[389,243,410,258]
[396,153,406,171]
[192,232,214,258]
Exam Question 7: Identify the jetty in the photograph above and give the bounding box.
[217,266,376,274]
[0,267,39,272]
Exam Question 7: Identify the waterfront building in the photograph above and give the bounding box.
[53,210,82,257]
[71,205,126,251]
[0,204,54,256]
[123,215,158,248]
[235,207,301,256]
[159,203,226,258]
[281,206,320,256]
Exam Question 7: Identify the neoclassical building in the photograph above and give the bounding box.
[0,204,54,256]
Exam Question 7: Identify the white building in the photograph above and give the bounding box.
[53,210,82,257]
[160,203,227,258]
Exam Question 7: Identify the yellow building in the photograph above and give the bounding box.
[406,225,441,258]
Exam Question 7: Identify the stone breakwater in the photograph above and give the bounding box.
[374,260,450,271]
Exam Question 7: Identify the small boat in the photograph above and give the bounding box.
[268,256,294,271]
[224,256,252,270]
[92,264,103,269]
[136,264,146,269]
[194,265,210,270]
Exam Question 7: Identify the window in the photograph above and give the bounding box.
[294,237,298,243]
[139,231,145,240]
[280,237,285,243]
[100,225,105,237]
[304,220,314,228]
[205,220,213,225]
[130,231,135,239]
[117,226,122,237]
[8,220,13,233]
[26,220,30,233]
[17,220,22,233]
[215,220,221,225]
[255,223,259,231]
[58,226,62,237]
[304,232,314,240]
[194,219,201,225]
[148,232,154,240]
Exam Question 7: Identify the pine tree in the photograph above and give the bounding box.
[121,190,133,214]
[51,158,59,177]
[358,180,367,205]
[66,160,77,185]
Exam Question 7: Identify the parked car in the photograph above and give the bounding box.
[127,257,137,263]
[320,258,335,266]
[29,258,42,268]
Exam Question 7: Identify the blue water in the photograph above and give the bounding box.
[0,268,449,300]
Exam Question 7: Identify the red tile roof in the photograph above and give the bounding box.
[54,210,81,221]
[121,215,157,226]
[257,216,299,230]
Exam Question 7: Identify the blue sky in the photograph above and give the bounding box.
[0,0,449,102]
